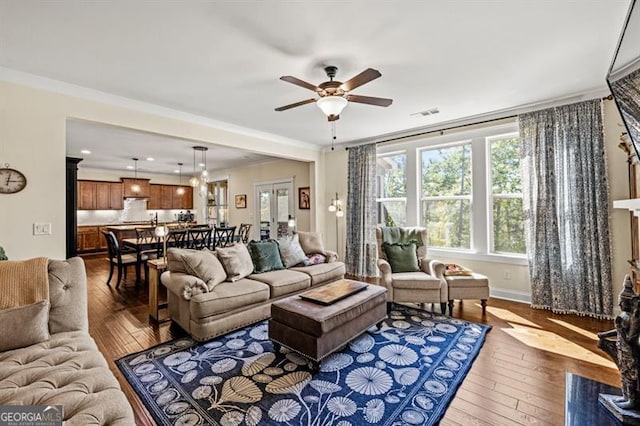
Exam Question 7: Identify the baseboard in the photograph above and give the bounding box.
[490,288,531,304]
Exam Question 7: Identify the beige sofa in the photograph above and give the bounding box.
[0,258,134,425]
[161,241,346,342]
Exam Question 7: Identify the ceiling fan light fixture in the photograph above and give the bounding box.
[316,96,348,117]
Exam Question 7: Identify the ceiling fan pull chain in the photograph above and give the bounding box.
[331,122,336,151]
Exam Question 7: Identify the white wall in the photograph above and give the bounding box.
[321,101,631,306]
[0,81,321,260]
[205,159,313,241]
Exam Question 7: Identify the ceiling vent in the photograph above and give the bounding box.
[411,107,440,117]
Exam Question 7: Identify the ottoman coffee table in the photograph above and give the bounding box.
[269,279,388,371]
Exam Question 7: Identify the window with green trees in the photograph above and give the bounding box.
[420,143,472,249]
[489,135,525,254]
[376,153,407,226]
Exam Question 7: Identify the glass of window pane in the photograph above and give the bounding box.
[377,154,406,197]
[377,200,407,226]
[492,197,525,253]
[491,137,522,194]
[422,199,471,249]
[421,144,472,197]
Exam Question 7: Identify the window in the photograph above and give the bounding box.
[489,135,525,254]
[420,143,472,249]
[376,153,406,226]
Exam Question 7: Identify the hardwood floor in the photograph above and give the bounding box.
[83,256,619,425]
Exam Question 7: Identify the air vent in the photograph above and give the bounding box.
[411,107,440,117]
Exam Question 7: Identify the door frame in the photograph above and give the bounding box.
[254,177,294,240]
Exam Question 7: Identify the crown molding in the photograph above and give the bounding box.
[0,66,320,152]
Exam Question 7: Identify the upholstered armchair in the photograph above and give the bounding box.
[375,227,448,314]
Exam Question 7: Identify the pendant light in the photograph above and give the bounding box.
[130,158,141,193]
[176,162,186,195]
[189,147,199,187]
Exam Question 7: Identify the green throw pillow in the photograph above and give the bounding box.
[383,241,419,273]
[248,240,285,274]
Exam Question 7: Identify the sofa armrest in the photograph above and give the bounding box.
[325,250,339,263]
[420,258,445,279]
[161,271,209,301]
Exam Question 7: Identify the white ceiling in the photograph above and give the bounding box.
[0,0,632,149]
[66,120,280,175]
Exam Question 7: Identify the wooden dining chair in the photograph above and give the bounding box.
[238,223,252,244]
[214,226,236,248]
[135,227,161,260]
[103,231,148,289]
[166,229,188,251]
[188,227,212,250]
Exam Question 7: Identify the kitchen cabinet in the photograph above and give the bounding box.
[110,182,123,209]
[181,186,193,209]
[77,226,102,253]
[161,185,174,209]
[78,181,96,210]
[148,185,162,209]
[122,178,150,198]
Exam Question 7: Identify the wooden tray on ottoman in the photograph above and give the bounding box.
[269,279,388,371]
[299,280,368,305]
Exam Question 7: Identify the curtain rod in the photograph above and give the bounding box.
[345,94,614,150]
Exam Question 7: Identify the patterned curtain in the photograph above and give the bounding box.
[519,99,613,318]
[345,143,378,277]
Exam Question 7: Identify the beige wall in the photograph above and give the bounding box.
[321,101,631,306]
[0,81,320,260]
[322,149,349,260]
[207,159,312,241]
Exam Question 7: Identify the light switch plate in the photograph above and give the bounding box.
[33,223,52,235]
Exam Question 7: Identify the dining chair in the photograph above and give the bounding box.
[103,231,148,289]
[214,226,236,248]
[237,223,252,244]
[166,229,188,250]
[135,227,161,260]
[188,227,212,250]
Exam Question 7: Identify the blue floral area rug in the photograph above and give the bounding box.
[117,303,491,426]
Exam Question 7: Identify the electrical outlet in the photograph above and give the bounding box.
[503,270,512,280]
[33,223,51,236]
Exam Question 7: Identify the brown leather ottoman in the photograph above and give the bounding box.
[269,280,387,371]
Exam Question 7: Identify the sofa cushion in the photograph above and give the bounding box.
[296,231,326,255]
[248,240,285,274]
[249,269,310,298]
[48,258,88,334]
[391,271,441,290]
[189,279,270,319]
[0,331,134,425]
[383,241,420,273]
[278,234,308,268]
[0,301,49,352]
[292,262,346,286]
[216,243,254,282]
[167,248,226,290]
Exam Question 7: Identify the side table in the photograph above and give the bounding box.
[148,258,168,324]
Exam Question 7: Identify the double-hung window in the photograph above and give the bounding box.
[376,153,407,226]
[420,143,472,250]
[488,134,525,254]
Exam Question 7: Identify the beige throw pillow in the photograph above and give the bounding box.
[278,234,308,268]
[216,243,254,282]
[0,300,50,352]
[167,248,227,290]
[296,231,326,255]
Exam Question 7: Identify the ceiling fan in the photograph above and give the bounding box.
[275,66,393,122]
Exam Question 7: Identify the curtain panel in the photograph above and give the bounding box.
[519,99,613,318]
[345,143,378,277]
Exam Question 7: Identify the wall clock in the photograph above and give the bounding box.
[0,164,27,194]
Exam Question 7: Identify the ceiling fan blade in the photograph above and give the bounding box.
[340,68,382,91]
[280,76,319,92]
[274,98,316,111]
[347,94,393,107]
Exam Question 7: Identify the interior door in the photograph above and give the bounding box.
[255,181,293,240]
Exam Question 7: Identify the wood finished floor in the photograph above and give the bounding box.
[84,256,620,426]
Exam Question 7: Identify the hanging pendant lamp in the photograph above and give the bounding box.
[130,158,141,193]
[176,162,186,195]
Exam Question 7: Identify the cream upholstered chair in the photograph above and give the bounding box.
[375,227,448,314]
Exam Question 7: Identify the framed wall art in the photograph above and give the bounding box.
[235,194,247,209]
[298,187,310,210]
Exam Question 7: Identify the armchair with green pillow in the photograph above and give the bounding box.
[375,226,448,313]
